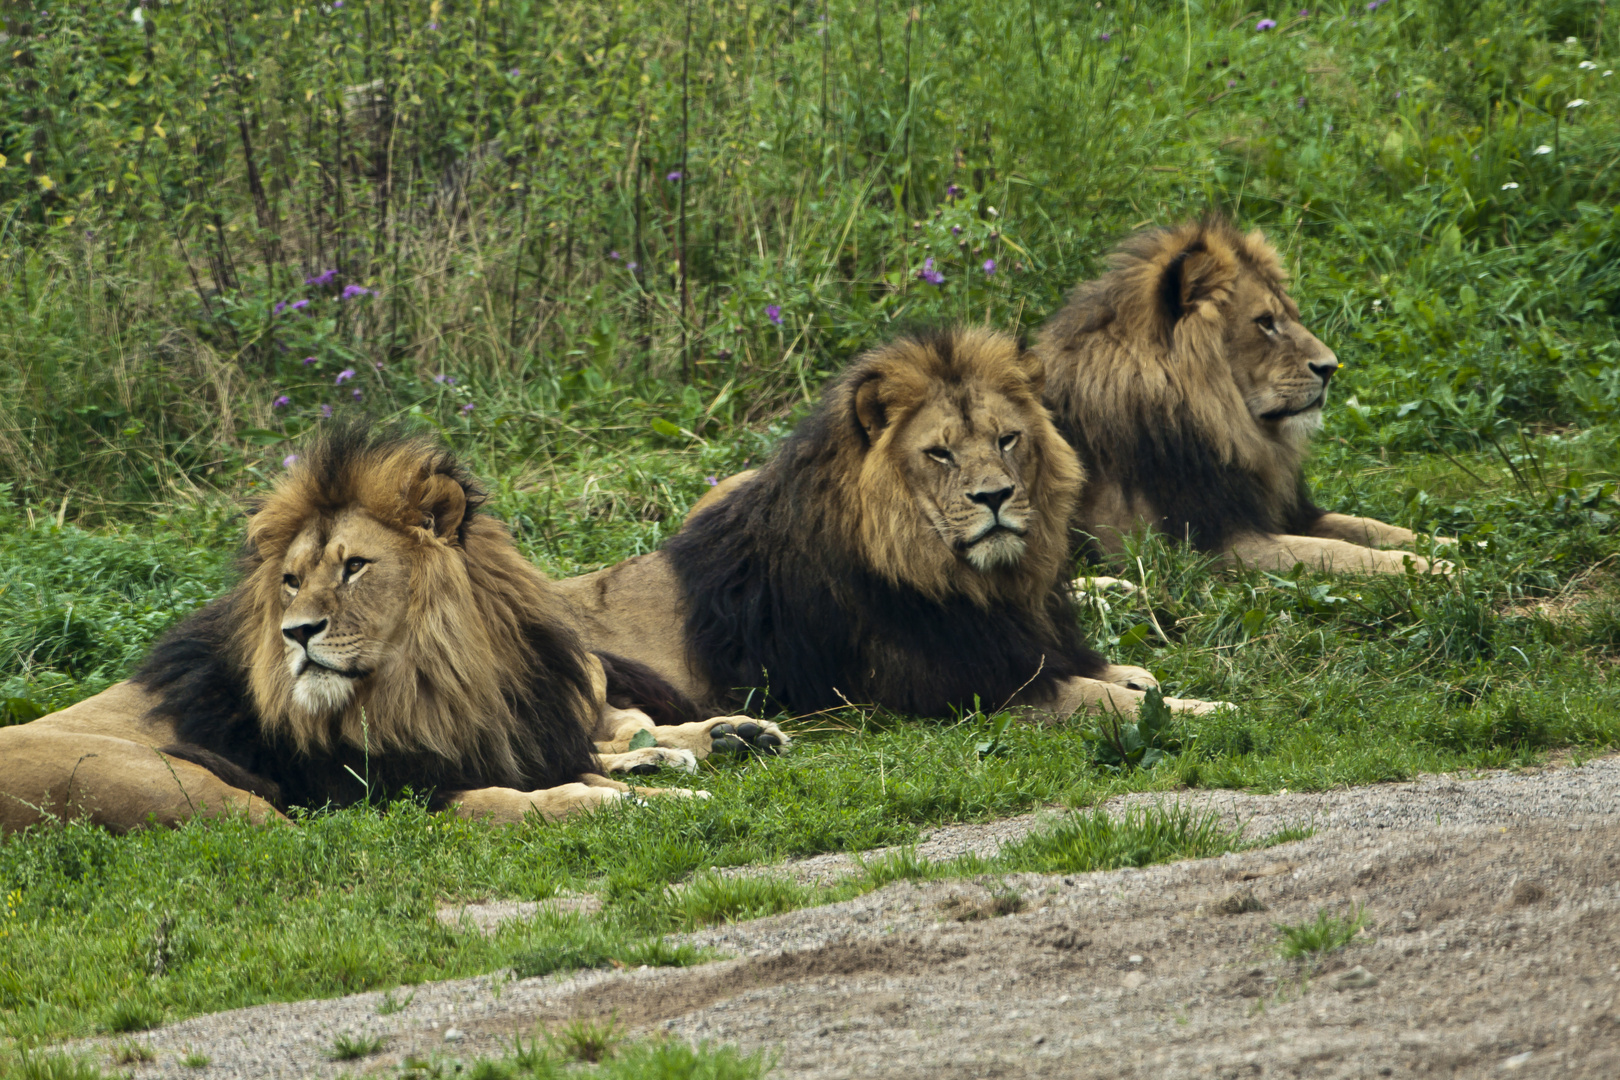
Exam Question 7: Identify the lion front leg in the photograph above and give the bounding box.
[1226,532,1451,575]
[1014,677,1233,723]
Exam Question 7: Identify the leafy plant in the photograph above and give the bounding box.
[1083,688,1184,772]
[1276,906,1370,962]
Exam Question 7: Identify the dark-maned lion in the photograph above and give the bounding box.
[0,426,723,835]
[1035,218,1450,574]
[559,327,1228,723]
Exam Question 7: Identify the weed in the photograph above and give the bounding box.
[377,988,415,1016]
[101,997,162,1034]
[996,806,1246,875]
[180,1050,211,1069]
[939,881,1026,921]
[1277,906,1370,962]
[326,1032,386,1062]
[670,874,809,927]
[553,1016,623,1063]
[108,1043,154,1065]
[2,1053,111,1080]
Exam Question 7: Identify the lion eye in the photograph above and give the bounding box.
[282,574,300,592]
[343,557,369,581]
[1254,313,1278,333]
[999,432,1021,453]
[925,448,955,466]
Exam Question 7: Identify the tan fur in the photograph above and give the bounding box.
[1034,218,1447,574]
[564,328,1228,720]
[0,434,706,836]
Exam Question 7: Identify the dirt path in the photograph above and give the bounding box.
[91,758,1620,1078]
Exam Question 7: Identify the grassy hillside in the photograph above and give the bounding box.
[3,0,1620,1060]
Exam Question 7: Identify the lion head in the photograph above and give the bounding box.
[666,327,1103,717]
[134,424,602,806]
[1035,217,1338,549]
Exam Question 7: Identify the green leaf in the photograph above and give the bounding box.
[649,418,682,439]
[627,728,657,750]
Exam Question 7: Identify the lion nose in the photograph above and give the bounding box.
[1309,357,1339,383]
[282,618,328,650]
[968,486,1014,515]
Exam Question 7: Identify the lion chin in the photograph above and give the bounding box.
[964,528,1027,572]
[290,667,358,715]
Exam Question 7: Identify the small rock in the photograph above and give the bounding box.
[1122,972,1147,989]
[444,1027,465,1042]
[1512,881,1546,906]
[1332,966,1378,991]
[1127,954,1144,964]
[1499,1050,1534,1069]
[1032,1034,1046,1045]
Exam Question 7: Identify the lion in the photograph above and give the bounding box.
[558,327,1228,724]
[0,426,741,835]
[1032,217,1450,575]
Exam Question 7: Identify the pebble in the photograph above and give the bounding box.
[1331,966,1378,991]
[443,1027,464,1042]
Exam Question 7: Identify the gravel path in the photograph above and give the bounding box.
[77,756,1620,1078]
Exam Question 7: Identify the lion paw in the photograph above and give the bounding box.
[1102,664,1159,692]
[600,746,699,776]
[705,717,790,756]
[1070,575,1137,610]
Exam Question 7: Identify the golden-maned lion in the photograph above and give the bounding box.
[559,327,1227,723]
[0,426,734,835]
[1034,218,1449,575]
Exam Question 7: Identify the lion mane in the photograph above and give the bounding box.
[134,425,608,811]
[664,327,1107,717]
[1036,217,1328,554]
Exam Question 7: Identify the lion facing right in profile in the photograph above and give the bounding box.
[1034,218,1450,574]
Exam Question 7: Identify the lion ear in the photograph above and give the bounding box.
[852,372,890,444]
[1158,242,1231,324]
[1013,348,1046,396]
[417,473,467,540]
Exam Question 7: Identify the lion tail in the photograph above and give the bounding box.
[594,651,705,727]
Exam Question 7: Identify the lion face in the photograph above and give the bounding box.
[275,508,414,715]
[892,392,1035,572]
[1224,268,1339,435]
[843,328,1083,605]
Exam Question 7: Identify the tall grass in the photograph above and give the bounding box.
[1,0,1617,515]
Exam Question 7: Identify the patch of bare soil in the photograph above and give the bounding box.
[95,758,1620,1079]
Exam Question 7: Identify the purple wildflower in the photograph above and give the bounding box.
[460,402,475,415]
[766,304,783,325]
[1256,18,1277,30]
[332,1,342,8]
[917,257,945,286]
[608,250,621,260]
[340,284,373,300]
[1098,31,1110,41]
[982,259,997,276]
[667,170,683,182]
[289,299,310,313]
[373,361,384,370]
[508,68,519,77]
[283,453,299,468]
[434,373,456,386]
[427,20,438,29]
[272,395,291,409]
[321,404,334,419]
[627,261,639,272]
[1296,96,1307,107]
[1365,0,1385,11]
[305,268,337,286]
[303,356,317,366]
[335,368,355,385]
[1227,79,1237,88]
[951,225,962,235]
[274,301,287,315]
[352,389,363,401]
[706,475,718,486]
[945,183,963,198]
[1299,8,1310,14]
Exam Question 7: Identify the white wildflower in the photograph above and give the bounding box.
[1533,145,1553,155]
[1567,98,1590,108]
[1579,60,1597,70]
[1501,182,1520,190]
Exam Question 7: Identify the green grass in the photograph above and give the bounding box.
[1,0,1619,1060]
[1276,905,1371,961]
[327,1031,387,1062]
